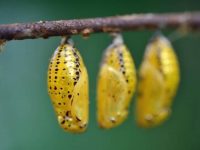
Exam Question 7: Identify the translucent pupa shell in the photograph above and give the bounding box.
[47,38,89,133]
[136,33,180,128]
[97,34,137,129]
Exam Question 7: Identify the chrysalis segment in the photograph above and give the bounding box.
[97,35,137,129]
[136,34,180,128]
[47,39,89,133]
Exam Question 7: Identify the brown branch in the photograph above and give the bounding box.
[0,12,200,41]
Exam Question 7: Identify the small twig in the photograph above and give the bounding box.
[0,12,200,41]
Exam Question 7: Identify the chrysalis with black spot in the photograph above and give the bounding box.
[136,33,180,128]
[97,34,137,129]
[47,37,89,133]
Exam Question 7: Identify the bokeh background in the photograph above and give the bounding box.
[0,0,200,150]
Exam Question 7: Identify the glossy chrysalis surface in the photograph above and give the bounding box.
[136,33,180,128]
[97,34,137,129]
[47,38,89,133]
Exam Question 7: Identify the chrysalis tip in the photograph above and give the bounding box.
[60,36,74,46]
[111,33,124,46]
[149,31,163,42]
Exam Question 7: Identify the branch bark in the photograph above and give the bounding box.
[0,12,200,41]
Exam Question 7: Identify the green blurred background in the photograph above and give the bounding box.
[0,0,200,149]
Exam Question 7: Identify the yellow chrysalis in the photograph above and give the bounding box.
[136,33,180,128]
[47,37,89,133]
[97,34,137,129]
